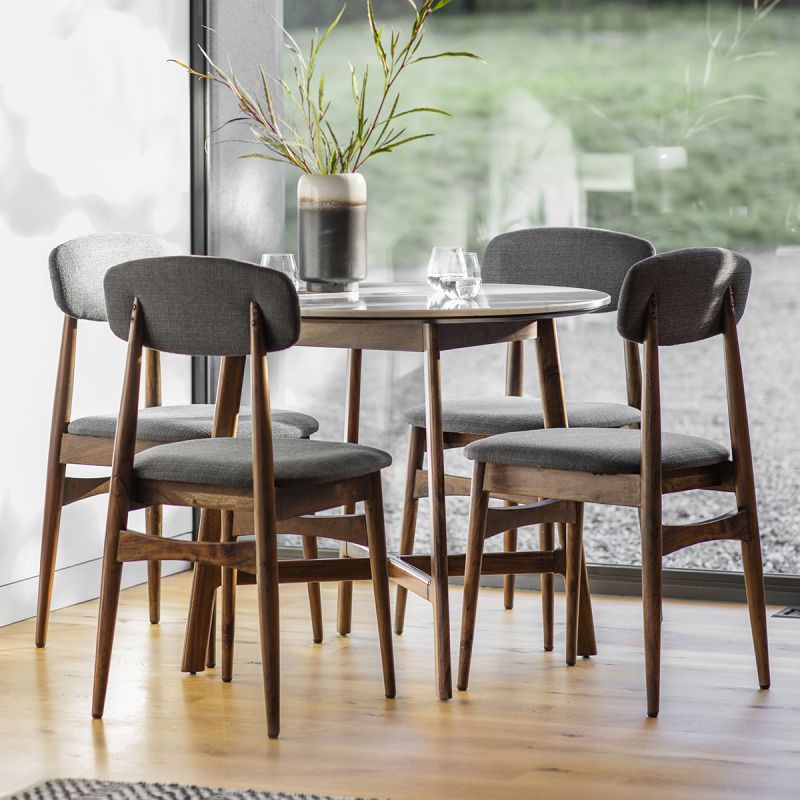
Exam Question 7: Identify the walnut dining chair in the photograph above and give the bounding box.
[92,255,395,738]
[395,227,655,649]
[458,247,769,717]
[39,233,320,649]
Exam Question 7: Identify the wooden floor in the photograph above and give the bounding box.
[1,573,799,799]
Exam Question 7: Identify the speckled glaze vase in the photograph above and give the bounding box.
[298,173,367,293]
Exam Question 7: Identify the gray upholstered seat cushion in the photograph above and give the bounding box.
[403,396,640,435]
[67,405,319,441]
[465,428,729,474]
[236,410,319,439]
[133,437,391,488]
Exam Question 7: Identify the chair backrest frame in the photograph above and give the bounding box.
[106,298,273,528]
[637,284,754,516]
[102,257,298,580]
[486,227,654,411]
[104,298,147,547]
[483,227,655,312]
[618,246,754,506]
[49,233,174,322]
[104,256,301,357]
[47,315,79,475]
[47,233,174,454]
[249,304,280,623]
[721,288,758,515]
[640,295,662,518]
[617,247,751,347]
[48,313,164,460]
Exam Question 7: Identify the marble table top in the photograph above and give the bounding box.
[298,282,610,319]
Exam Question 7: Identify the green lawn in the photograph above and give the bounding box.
[283,2,800,264]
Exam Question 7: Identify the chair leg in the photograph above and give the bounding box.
[559,520,597,658]
[457,462,489,692]
[336,541,354,636]
[565,504,584,667]
[206,595,217,669]
[145,505,162,625]
[91,528,124,719]
[254,516,280,739]
[741,525,770,689]
[640,510,663,718]
[577,549,598,657]
[35,461,67,648]
[364,473,396,699]
[302,535,324,644]
[395,426,425,635]
[502,509,518,610]
[221,511,236,683]
[539,521,555,652]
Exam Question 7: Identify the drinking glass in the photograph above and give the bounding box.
[427,246,466,294]
[260,253,300,289]
[439,250,482,300]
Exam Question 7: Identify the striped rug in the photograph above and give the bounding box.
[3,780,377,800]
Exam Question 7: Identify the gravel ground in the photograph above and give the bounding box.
[281,250,800,574]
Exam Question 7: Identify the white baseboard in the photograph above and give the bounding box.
[0,533,192,629]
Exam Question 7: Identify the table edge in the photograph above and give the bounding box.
[299,295,611,320]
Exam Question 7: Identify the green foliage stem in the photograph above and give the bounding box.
[171,0,483,174]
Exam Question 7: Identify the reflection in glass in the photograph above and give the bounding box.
[282,2,800,576]
[261,253,300,288]
[786,202,800,238]
[443,298,479,311]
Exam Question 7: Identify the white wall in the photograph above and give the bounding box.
[0,2,193,627]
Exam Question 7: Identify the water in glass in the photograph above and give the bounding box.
[440,251,482,300]
[427,246,465,293]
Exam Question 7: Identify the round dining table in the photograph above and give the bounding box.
[299,282,610,700]
[182,281,611,700]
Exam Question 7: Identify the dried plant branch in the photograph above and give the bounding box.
[172,0,483,174]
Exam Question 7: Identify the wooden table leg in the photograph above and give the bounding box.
[181,509,222,673]
[503,340,524,610]
[423,323,452,700]
[535,318,597,657]
[337,348,362,636]
[181,355,245,673]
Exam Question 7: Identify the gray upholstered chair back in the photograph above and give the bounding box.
[482,227,655,312]
[49,233,173,322]
[617,248,751,346]
[104,256,300,356]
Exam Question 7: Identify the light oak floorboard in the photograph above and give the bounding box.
[1,573,799,799]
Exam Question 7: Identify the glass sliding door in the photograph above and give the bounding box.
[280,1,800,582]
